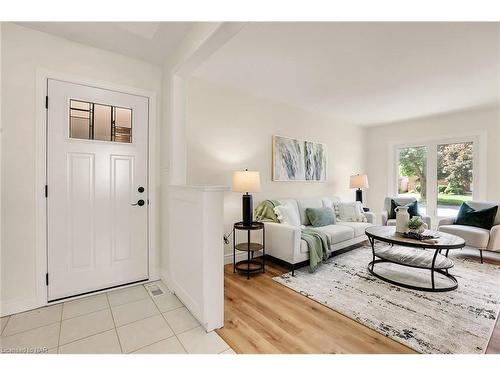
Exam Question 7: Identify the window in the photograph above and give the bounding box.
[397,146,427,215]
[394,137,480,221]
[437,142,473,217]
[69,99,132,143]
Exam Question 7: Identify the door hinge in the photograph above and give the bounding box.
[45,185,48,198]
[46,273,49,286]
[45,96,48,109]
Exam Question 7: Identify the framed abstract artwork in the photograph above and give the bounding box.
[272,135,327,182]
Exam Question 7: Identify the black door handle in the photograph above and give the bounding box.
[131,199,145,207]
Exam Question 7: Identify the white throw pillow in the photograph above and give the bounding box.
[274,202,301,227]
[334,202,367,223]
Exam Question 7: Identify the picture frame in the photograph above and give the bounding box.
[272,135,327,182]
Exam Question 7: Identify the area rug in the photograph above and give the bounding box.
[273,245,500,354]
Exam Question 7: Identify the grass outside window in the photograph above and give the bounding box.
[400,192,471,207]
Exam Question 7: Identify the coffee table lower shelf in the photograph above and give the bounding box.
[367,259,458,292]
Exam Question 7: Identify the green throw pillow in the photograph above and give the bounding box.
[389,199,419,219]
[305,207,336,227]
[454,202,498,230]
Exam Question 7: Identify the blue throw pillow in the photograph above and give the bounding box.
[305,207,336,227]
[454,202,498,230]
[389,199,419,219]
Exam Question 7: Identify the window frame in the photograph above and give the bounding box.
[391,134,486,223]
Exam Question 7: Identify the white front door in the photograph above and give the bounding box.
[47,79,149,301]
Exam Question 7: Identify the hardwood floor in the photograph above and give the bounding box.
[216,250,500,354]
[217,258,414,353]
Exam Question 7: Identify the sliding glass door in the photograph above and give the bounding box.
[395,137,481,226]
[397,146,427,215]
[436,142,473,217]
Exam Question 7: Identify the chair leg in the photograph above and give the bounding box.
[291,264,295,276]
[480,249,483,264]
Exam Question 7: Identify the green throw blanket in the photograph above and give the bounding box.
[301,228,330,272]
[253,200,330,272]
[254,199,281,222]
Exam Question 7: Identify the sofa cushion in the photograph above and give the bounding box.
[314,224,355,244]
[389,199,419,219]
[438,224,490,248]
[334,201,367,222]
[466,201,500,226]
[321,196,341,209]
[455,202,498,230]
[276,199,300,223]
[337,221,374,237]
[306,207,336,227]
[296,198,324,225]
[384,197,419,213]
[274,202,301,226]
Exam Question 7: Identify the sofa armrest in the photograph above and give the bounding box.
[381,210,389,226]
[487,224,500,251]
[263,222,301,264]
[364,212,376,224]
[437,217,454,227]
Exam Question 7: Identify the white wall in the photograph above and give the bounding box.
[185,78,365,256]
[0,23,162,314]
[364,106,500,219]
[159,22,228,284]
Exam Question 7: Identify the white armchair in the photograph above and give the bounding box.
[438,201,500,263]
[381,197,431,228]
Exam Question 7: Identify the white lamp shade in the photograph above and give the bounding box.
[232,170,261,193]
[350,174,369,189]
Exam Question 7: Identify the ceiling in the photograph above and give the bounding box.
[18,22,500,125]
[193,22,500,125]
[18,22,194,64]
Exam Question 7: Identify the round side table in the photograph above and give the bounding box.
[233,221,265,279]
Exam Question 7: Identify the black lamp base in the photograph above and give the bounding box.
[242,194,253,226]
[355,189,363,203]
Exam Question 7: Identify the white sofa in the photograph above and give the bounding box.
[263,196,375,274]
[437,201,500,263]
[381,197,432,229]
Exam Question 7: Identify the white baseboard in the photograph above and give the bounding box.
[159,269,174,292]
[224,250,263,265]
[1,278,162,317]
[1,297,42,317]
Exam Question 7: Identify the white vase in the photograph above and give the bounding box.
[395,206,410,234]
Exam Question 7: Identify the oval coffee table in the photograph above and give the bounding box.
[365,226,465,292]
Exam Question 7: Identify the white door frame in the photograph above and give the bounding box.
[35,69,158,309]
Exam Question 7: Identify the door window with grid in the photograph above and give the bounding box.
[69,99,132,143]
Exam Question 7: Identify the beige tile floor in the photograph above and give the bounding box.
[0,282,235,354]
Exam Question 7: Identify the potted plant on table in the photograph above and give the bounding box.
[407,216,426,234]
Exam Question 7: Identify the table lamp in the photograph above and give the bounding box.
[349,174,369,203]
[233,169,261,226]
